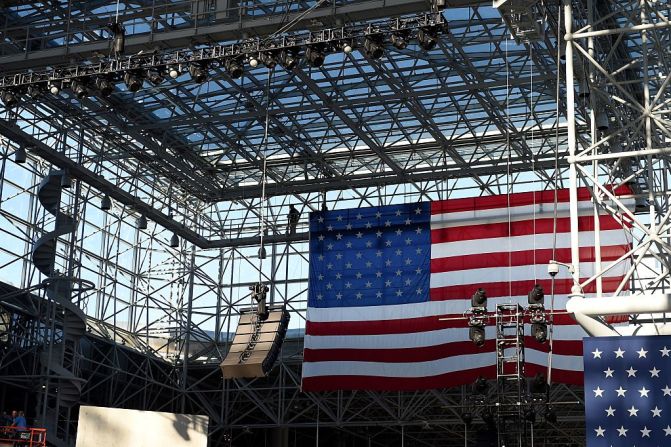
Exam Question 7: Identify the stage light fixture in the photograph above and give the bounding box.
[417,27,438,51]
[279,49,299,70]
[100,194,112,211]
[95,76,115,97]
[391,32,408,50]
[137,215,148,230]
[306,45,325,67]
[530,373,548,395]
[261,52,277,69]
[70,79,89,99]
[168,65,180,79]
[544,408,557,423]
[461,412,472,426]
[170,232,179,248]
[147,69,164,86]
[60,171,72,188]
[532,322,547,343]
[524,408,536,423]
[474,376,489,394]
[528,284,544,305]
[124,71,143,92]
[189,62,208,83]
[1,90,18,108]
[363,35,384,59]
[109,21,126,55]
[27,84,44,99]
[224,58,244,78]
[469,326,485,347]
[14,146,27,164]
[471,288,487,307]
[49,82,60,95]
[341,41,353,54]
[249,55,260,68]
[258,246,267,259]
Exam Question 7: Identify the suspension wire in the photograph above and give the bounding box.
[505,32,512,303]
[258,67,275,285]
[547,3,564,389]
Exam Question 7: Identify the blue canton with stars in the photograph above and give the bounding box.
[308,203,431,308]
[584,335,671,447]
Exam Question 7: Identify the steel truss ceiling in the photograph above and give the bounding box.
[1,0,669,446]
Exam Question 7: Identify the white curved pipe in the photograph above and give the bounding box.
[566,293,671,337]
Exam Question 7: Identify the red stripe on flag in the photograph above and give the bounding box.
[431,216,627,243]
[430,246,630,273]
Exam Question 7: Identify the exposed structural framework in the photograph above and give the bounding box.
[0,0,668,446]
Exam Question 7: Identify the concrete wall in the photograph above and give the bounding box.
[75,406,208,447]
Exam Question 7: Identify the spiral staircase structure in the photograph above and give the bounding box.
[31,171,86,445]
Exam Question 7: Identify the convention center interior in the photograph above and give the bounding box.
[0,0,669,446]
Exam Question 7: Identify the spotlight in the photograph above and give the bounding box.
[70,79,89,99]
[27,84,44,99]
[147,69,164,86]
[249,55,260,68]
[14,145,27,164]
[469,326,485,347]
[341,41,353,54]
[224,58,243,78]
[528,284,544,305]
[417,27,439,51]
[471,288,487,308]
[49,82,60,95]
[189,62,208,83]
[279,49,299,70]
[124,71,143,92]
[531,373,548,395]
[170,232,179,248]
[137,215,148,230]
[258,246,267,259]
[100,194,112,211]
[261,52,277,69]
[532,322,547,343]
[363,35,384,59]
[109,21,125,55]
[595,109,609,131]
[1,90,18,108]
[60,171,72,189]
[391,32,409,50]
[95,76,115,97]
[168,65,180,79]
[306,45,325,67]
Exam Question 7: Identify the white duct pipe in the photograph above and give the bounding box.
[566,292,671,336]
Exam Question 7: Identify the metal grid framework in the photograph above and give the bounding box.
[0,0,669,446]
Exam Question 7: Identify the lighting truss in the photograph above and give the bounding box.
[0,12,446,92]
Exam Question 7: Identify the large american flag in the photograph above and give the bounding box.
[302,188,633,391]
[584,335,671,446]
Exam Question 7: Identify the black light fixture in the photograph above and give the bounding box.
[532,322,548,343]
[49,82,60,95]
[471,288,487,307]
[363,35,385,59]
[124,71,143,92]
[1,90,18,107]
[481,409,495,427]
[474,376,489,394]
[27,84,44,99]
[524,408,536,423]
[261,52,277,69]
[170,232,179,248]
[189,62,208,83]
[14,145,27,164]
[528,284,544,305]
[71,78,90,99]
[109,21,126,55]
[95,76,115,97]
[391,31,409,50]
[469,326,485,347]
[341,41,353,54]
[279,49,299,70]
[168,65,181,79]
[306,45,325,68]
[100,194,112,211]
[417,27,439,51]
[248,54,260,68]
[147,69,164,86]
[224,58,243,78]
[137,215,148,230]
[544,407,557,423]
[60,171,72,188]
[258,246,267,259]
[461,412,472,426]
[530,373,548,395]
